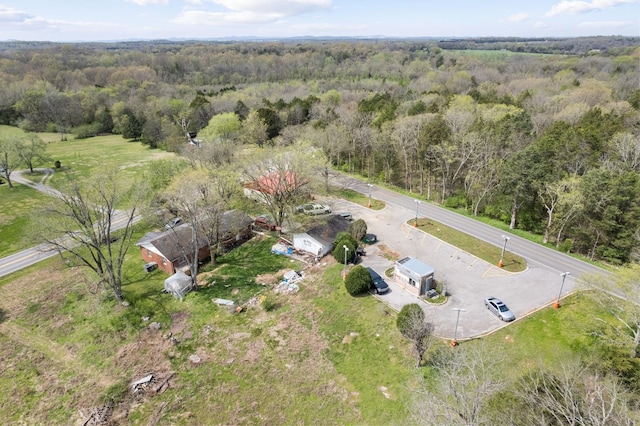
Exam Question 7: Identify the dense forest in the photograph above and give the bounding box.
[1,37,638,264]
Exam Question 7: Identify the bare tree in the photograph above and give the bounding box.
[164,167,241,280]
[38,169,145,301]
[397,304,435,367]
[585,265,640,358]
[18,134,50,174]
[517,361,636,426]
[413,341,506,425]
[0,135,23,188]
[391,115,423,192]
[241,143,325,226]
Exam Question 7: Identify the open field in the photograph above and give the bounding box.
[0,231,637,424]
[0,184,51,257]
[44,134,176,183]
[0,128,176,256]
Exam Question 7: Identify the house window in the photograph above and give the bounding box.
[146,249,151,258]
[162,257,167,265]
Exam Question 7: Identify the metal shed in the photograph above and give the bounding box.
[393,257,435,296]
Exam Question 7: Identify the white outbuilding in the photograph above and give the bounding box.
[292,215,351,258]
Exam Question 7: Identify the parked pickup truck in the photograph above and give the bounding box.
[296,203,332,215]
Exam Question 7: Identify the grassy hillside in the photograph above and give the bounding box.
[1,230,637,424]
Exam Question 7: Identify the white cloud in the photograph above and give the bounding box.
[546,0,635,17]
[211,0,332,15]
[175,0,332,25]
[0,5,34,22]
[505,13,529,23]
[0,5,126,34]
[174,9,283,25]
[579,19,634,27]
[124,0,169,5]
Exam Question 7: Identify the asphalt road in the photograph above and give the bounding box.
[328,172,611,340]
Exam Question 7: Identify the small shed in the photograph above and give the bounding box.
[164,270,194,300]
[393,257,435,296]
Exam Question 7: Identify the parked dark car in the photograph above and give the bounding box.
[143,262,158,273]
[484,297,515,322]
[254,214,277,231]
[164,217,183,230]
[367,267,390,295]
[363,233,377,244]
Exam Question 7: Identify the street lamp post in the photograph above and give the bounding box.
[451,308,465,347]
[498,235,510,268]
[342,244,349,280]
[414,200,420,227]
[367,184,373,208]
[554,272,570,309]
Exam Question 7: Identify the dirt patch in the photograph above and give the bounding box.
[255,268,297,286]
[114,329,175,376]
[170,311,190,337]
[376,244,400,261]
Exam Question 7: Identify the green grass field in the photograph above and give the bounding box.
[0,184,51,257]
[44,134,175,186]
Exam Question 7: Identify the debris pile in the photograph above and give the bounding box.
[131,374,154,396]
[273,269,303,294]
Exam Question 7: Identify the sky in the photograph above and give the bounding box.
[0,0,638,42]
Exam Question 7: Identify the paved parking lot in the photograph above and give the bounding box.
[329,198,577,341]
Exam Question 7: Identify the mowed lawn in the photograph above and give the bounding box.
[0,184,51,257]
[44,133,175,182]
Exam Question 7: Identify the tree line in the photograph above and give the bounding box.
[0,38,638,264]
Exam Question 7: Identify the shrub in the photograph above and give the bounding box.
[100,380,129,404]
[444,193,469,209]
[558,238,574,253]
[333,232,358,264]
[345,265,372,296]
[262,294,279,312]
[396,303,424,337]
[72,122,102,139]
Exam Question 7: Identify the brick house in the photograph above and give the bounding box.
[243,169,308,202]
[136,210,253,274]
